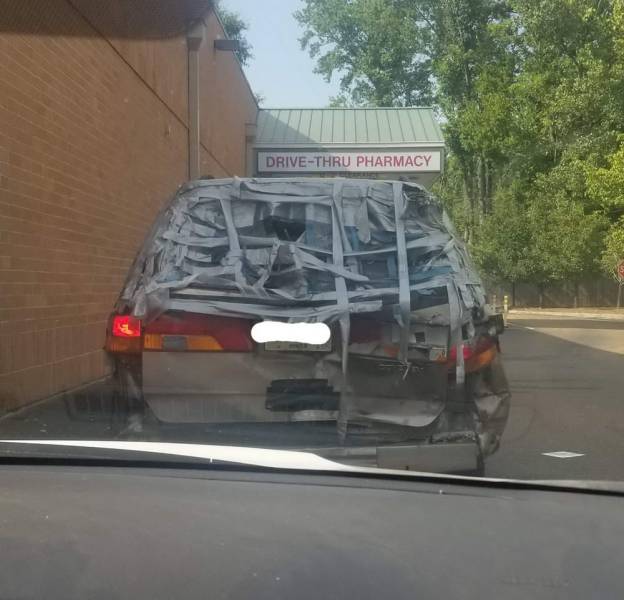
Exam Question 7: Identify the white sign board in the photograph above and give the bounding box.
[257,151,441,174]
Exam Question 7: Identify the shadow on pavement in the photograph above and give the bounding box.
[488,324,624,481]
[0,379,147,441]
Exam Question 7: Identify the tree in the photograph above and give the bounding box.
[587,141,624,218]
[525,192,606,291]
[473,172,606,306]
[297,0,623,296]
[215,1,253,66]
[296,0,518,235]
[432,1,518,237]
[601,218,624,279]
[295,0,435,106]
[471,188,533,288]
[587,142,624,277]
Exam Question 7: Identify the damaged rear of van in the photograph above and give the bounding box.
[106,177,510,474]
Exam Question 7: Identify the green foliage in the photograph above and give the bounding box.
[525,193,606,285]
[601,218,624,279]
[471,189,533,283]
[587,141,624,275]
[297,0,624,288]
[432,155,468,232]
[587,141,624,214]
[215,1,253,66]
[295,0,434,106]
[473,170,607,286]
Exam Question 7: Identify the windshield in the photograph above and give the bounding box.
[1,0,623,484]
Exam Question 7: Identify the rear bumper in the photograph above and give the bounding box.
[111,349,510,467]
[311,440,481,474]
[141,351,448,428]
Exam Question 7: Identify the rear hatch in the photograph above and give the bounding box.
[139,311,450,428]
[110,178,494,437]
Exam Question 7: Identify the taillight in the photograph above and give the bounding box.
[143,313,253,352]
[445,336,497,374]
[106,314,142,354]
[112,315,141,338]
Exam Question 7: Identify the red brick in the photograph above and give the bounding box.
[0,1,257,411]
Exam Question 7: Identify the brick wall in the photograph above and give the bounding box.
[0,1,258,411]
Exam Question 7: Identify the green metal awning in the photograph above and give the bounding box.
[255,107,444,148]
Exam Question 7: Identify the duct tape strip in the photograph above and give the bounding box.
[167,298,382,321]
[220,199,240,253]
[447,280,465,386]
[218,187,248,292]
[331,181,352,440]
[120,178,487,342]
[237,190,333,206]
[120,192,180,306]
[297,248,370,282]
[393,182,411,364]
[171,276,453,304]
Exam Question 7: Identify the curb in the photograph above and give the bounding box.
[508,310,624,322]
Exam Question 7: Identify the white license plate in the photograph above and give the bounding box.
[265,340,332,352]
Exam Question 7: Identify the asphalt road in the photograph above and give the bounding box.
[487,316,624,481]
[1,315,622,482]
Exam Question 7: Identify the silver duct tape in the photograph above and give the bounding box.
[330,181,352,440]
[120,178,485,331]
[296,247,370,282]
[169,276,453,304]
[160,232,230,247]
[447,280,465,386]
[393,182,411,364]
[237,190,334,206]
[167,298,383,321]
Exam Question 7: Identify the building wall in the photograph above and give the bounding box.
[0,1,258,411]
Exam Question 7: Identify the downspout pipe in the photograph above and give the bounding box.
[187,20,205,181]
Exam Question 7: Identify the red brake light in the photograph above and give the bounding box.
[112,315,142,338]
[448,344,474,362]
[106,314,142,354]
[447,337,497,373]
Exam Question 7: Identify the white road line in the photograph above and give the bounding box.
[542,451,585,459]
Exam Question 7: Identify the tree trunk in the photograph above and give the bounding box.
[484,158,493,214]
[511,281,516,307]
[477,155,486,224]
[462,171,474,243]
[538,285,544,309]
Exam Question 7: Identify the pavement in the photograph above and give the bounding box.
[1,312,623,482]
[487,313,624,480]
